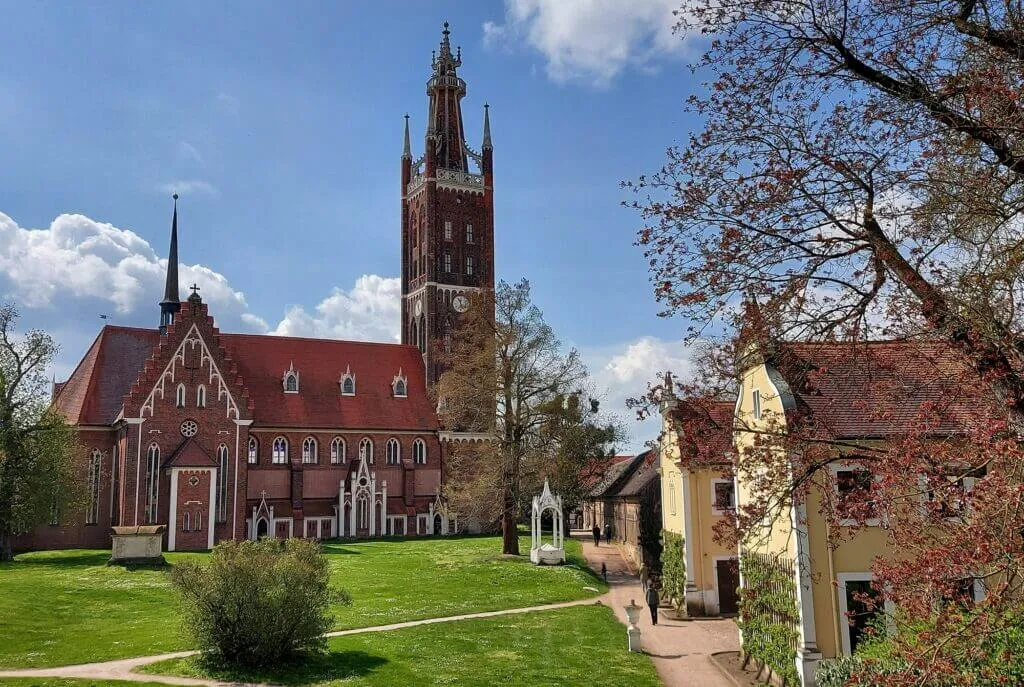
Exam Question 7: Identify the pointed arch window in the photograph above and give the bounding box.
[394,379,407,397]
[331,437,346,464]
[176,384,186,408]
[283,363,299,394]
[196,384,207,408]
[145,444,160,524]
[217,444,229,522]
[248,436,258,464]
[110,443,120,523]
[183,511,190,532]
[86,449,102,524]
[340,366,356,396]
[272,437,288,464]
[386,438,401,465]
[359,438,374,464]
[413,439,427,465]
[392,369,408,398]
[302,437,318,464]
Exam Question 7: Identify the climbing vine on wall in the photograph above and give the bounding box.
[739,551,800,686]
[660,530,686,611]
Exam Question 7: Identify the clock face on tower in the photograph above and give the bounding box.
[452,295,469,313]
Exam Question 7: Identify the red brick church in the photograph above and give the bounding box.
[20,23,494,553]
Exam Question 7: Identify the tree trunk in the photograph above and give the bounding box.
[0,532,12,562]
[501,493,520,556]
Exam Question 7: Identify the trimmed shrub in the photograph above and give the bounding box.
[738,552,800,686]
[660,530,687,611]
[816,656,864,687]
[171,538,348,667]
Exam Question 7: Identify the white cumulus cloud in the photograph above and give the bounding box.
[485,0,689,86]
[582,335,696,452]
[272,275,401,342]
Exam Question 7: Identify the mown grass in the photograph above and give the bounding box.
[140,605,659,687]
[0,535,603,668]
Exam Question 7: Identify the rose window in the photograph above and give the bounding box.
[181,420,199,437]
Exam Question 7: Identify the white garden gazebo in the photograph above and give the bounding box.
[530,478,566,565]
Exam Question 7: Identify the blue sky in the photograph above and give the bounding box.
[0,0,702,449]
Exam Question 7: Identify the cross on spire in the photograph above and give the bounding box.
[190,284,200,296]
[188,282,202,304]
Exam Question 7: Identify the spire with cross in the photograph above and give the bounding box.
[188,282,202,304]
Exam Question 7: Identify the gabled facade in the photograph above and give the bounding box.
[733,340,980,685]
[583,450,662,571]
[658,393,739,616]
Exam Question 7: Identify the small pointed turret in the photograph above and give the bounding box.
[482,103,492,151]
[402,114,411,159]
[159,194,181,333]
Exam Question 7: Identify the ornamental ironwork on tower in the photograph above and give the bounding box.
[401,22,495,387]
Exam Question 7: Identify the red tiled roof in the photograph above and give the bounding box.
[774,341,982,438]
[671,399,736,462]
[220,334,438,430]
[53,326,159,425]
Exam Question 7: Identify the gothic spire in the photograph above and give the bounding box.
[159,194,181,333]
[402,113,411,159]
[482,103,492,151]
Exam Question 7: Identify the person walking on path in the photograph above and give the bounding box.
[592,525,601,546]
[646,580,660,626]
[601,562,607,582]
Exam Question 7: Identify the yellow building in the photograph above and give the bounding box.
[659,391,740,616]
[733,340,975,686]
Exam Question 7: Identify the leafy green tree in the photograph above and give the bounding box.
[171,538,347,668]
[0,302,81,561]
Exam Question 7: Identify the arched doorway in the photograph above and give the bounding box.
[256,518,269,539]
[433,514,442,535]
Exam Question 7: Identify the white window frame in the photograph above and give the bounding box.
[216,444,229,522]
[466,255,473,275]
[302,437,318,464]
[711,478,736,516]
[176,383,186,408]
[341,374,356,396]
[836,573,895,656]
[331,437,346,464]
[145,444,160,524]
[443,253,452,273]
[466,223,473,243]
[196,384,206,408]
[444,220,452,240]
[412,438,427,465]
[919,473,977,522]
[284,373,299,394]
[394,379,407,397]
[359,437,374,464]
[386,438,400,465]
[752,388,761,420]
[830,463,882,527]
[248,436,258,464]
[272,436,289,464]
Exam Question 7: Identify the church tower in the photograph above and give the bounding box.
[401,22,495,386]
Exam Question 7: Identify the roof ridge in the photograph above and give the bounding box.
[221,332,418,349]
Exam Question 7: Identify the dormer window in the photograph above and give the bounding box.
[340,365,356,396]
[283,362,299,394]
[392,368,408,398]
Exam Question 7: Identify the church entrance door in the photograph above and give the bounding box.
[256,518,269,539]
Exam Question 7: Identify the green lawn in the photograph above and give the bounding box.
[0,536,603,668]
[140,605,660,687]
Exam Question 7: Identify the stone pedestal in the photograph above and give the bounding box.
[110,525,166,565]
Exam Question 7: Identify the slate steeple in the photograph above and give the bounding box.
[159,194,181,333]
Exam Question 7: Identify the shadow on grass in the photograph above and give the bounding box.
[179,650,388,684]
[8,551,113,568]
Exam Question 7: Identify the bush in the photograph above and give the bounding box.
[660,530,686,611]
[171,538,348,668]
[816,656,864,687]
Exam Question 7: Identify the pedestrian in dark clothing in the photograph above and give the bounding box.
[604,524,612,543]
[646,581,660,626]
[592,525,601,546]
[601,562,607,582]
